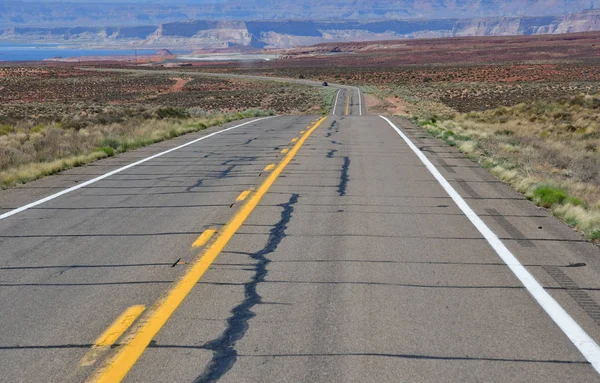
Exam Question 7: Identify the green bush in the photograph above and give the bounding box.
[31,124,45,134]
[0,124,14,135]
[101,137,121,150]
[417,114,437,126]
[566,218,579,227]
[566,196,585,206]
[98,147,115,157]
[533,186,567,207]
[155,107,190,119]
[532,186,584,208]
[442,130,455,140]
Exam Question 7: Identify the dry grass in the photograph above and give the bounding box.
[0,106,273,188]
[414,94,600,240]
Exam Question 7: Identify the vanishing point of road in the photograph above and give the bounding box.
[2,83,600,382]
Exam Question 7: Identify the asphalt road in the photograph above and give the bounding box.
[2,111,600,382]
[331,87,362,116]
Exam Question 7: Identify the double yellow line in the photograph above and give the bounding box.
[88,116,328,383]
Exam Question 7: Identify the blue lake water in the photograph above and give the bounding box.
[0,44,188,61]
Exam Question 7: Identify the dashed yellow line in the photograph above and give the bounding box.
[88,116,328,383]
[192,229,217,248]
[291,137,298,143]
[235,189,252,202]
[80,305,145,367]
[281,148,289,154]
[263,164,275,172]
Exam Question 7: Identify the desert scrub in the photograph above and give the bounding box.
[0,106,273,189]
[320,87,338,115]
[413,94,600,240]
[1,67,327,116]
[155,107,190,119]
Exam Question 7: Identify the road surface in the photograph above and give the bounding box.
[2,107,600,382]
[331,87,362,116]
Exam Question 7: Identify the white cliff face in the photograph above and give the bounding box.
[554,11,600,34]
[4,11,600,49]
[451,18,526,37]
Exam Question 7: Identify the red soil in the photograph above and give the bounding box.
[169,77,191,92]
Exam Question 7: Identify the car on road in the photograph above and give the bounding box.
[322,81,328,86]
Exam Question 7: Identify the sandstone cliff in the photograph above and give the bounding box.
[4,10,600,49]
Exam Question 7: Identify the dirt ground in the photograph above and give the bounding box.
[365,93,409,115]
[169,77,191,92]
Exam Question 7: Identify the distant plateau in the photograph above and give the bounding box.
[4,10,600,49]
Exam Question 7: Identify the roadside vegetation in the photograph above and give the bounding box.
[321,87,338,115]
[411,94,600,240]
[0,104,273,189]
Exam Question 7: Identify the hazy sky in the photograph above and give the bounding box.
[3,0,598,29]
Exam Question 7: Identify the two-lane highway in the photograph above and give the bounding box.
[2,111,600,382]
[331,87,362,116]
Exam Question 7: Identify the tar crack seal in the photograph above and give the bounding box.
[194,193,299,383]
[337,156,350,196]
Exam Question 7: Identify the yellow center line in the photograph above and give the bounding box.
[235,189,252,202]
[291,137,298,143]
[345,91,350,116]
[88,116,328,383]
[263,164,275,172]
[299,130,305,134]
[280,148,289,154]
[191,228,217,248]
[80,305,145,367]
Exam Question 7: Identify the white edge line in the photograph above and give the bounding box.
[0,117,272,221]
[332,89,341,116]
[356,87,362,116]
[379,115,600,373]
